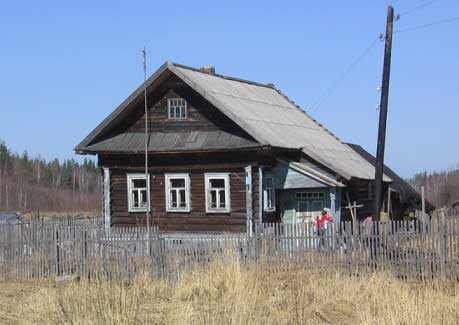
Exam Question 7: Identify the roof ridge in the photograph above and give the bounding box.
[170,62,275,89]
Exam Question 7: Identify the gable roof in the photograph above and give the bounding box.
[76,61,390,181]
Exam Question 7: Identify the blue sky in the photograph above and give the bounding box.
[1,0,458,177]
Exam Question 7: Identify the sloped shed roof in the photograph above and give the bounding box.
[347,143,429,206]
[76,62,390,181]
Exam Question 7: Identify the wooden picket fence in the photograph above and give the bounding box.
[256,219,459,281]
[0,216,459,282]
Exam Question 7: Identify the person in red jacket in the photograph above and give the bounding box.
[316,210,333,229]
[316,209,333,248]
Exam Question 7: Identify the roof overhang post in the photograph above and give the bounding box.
[245,165,253,236]
[103,167,111,230]
[330,187,336,219]
[330,187,342,224]
[258,166,264,226]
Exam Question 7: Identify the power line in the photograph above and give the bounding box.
[309,36,381,113]
[394,16,459,34]
[308,4,459,114]
[398,0,439,17]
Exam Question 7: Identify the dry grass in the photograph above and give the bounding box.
[1,256,459,324]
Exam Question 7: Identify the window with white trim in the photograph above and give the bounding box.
[205,173,230,213]
[127,174,150,212]
[263,176,275,211]
[165,173,190,212]
[167,98,187,119]
[295,191,325,199]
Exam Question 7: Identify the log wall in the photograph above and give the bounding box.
[107,163,260,233]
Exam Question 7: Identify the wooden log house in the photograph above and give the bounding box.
[75,62,393,233]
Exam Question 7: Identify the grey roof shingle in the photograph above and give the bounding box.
[170,64,390,181]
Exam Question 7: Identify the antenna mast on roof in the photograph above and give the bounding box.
[142,47,151,236]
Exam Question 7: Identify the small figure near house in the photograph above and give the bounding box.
[316,209,333,248]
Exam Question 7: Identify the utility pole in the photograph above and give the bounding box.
[373,5,394,221]
[142,47,151,235]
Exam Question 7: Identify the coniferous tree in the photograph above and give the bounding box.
[0,139,101,212]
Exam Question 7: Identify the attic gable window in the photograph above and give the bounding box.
[168,98,187,119]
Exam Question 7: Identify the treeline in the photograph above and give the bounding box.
[408,167,459,208]
[0,140,101,212]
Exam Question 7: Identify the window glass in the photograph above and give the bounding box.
[298,201,309,213]
[295,191,326,221]
[133,179,146,188]
[219,190,226,208]
[295,191,324,199]
[263,176,275,211]
[133,191,140,206]
[179,189,186,207]
[210,178,225,188]
[171,178,185,188]
[266,177,273,187]
[311,201,324,212]
[210,191,217,208]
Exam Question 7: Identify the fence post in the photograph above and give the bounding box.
[254,223,261,262]
[53,224,58,277]
[439,217,447,278]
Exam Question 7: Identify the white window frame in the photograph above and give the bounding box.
[295,191,325,199]
[263,175,276,211]
[165,173,191,212]
[167,98,187,119]
[205,173,231,213]
[127,173,150,213]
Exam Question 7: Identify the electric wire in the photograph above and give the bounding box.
[394,15,459,34]
[308,2,458,113]
[308,36,381,113]
[398,0,439,17]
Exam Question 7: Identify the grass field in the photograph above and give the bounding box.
[0,256,458,324]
